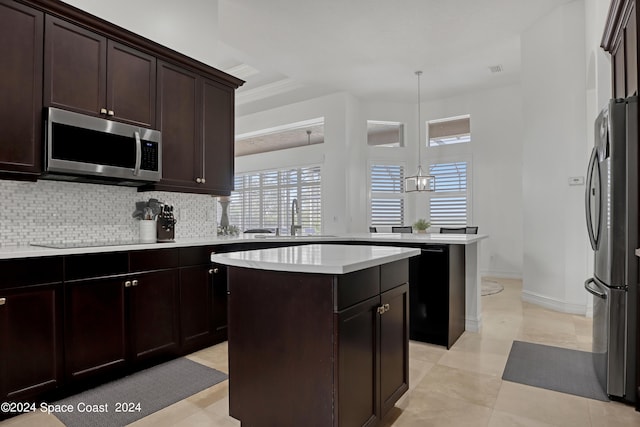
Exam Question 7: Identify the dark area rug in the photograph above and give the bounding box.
[54,358,227,427]
[502,341,608,401]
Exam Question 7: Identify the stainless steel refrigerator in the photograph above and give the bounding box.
[585,96,637,402]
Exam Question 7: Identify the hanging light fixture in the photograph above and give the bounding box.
[405,71,435,192]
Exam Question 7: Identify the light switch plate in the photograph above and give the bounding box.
[568,176,584,186]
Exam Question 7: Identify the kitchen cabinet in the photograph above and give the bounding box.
[0,257,63,402]
[227,258,410,426]
[178,246,227,354]
[64,249,179,385]
[44,15,156,128]
[0,0,43,179]
[147,61,234,195]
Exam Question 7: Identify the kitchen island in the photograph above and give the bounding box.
[211,244,420,427]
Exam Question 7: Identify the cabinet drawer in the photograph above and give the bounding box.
[381,259,409,292]
[130,248,179,272]
[65,252,128,281]
[336,266,380,311]
[179,246,216,266]
[0,257,63,289]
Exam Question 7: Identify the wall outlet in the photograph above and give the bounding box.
[568,176,584,186]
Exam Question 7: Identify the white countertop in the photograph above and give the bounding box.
[0,232,487,260]
[210,244,421,274]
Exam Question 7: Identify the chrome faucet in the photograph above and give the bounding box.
[290,199,302,236]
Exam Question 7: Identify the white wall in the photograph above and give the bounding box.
[521,0,589,314]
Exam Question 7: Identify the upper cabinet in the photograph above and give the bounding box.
[602,0,638,98]
[0,0,43,179]
[143,62,235,195]
[44,16,156,128]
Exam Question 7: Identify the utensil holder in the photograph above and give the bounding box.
[140,220,157,243]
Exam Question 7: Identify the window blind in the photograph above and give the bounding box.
[370,164,405,226]
[224,166,322,234]
[428,162,468,226]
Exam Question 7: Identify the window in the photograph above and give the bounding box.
[234,118,324,156]
[370,164,405,226]
[226,166,322,234]
[428,161,468,226]
[428,116,470,147]
[367,121,404,147]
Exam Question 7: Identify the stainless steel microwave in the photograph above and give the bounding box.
[43,107,162,185]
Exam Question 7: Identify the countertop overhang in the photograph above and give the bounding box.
[0,232,488,260]
[210,244,421,275]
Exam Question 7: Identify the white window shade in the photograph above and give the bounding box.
[370,164,405,226]
[428,162,468,226]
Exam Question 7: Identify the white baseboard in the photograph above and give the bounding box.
[465,315,482,333]
[521,290,587,315]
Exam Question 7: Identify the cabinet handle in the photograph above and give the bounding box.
[100,108,107,114]
[201,178,206,184]
[377,306,385,315]
[196,178,202,183]
[0,297,6,306]
[124,281,132,288]
[383,303,390,313]
[108,110,115,116]
[209,268,219,275]
[132,280,139,287]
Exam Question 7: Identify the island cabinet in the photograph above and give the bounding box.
[0,0,43,179]
[148,61,234,195]
[226,258,410,427]
[64,249,179,387]
[178,246,228,354]
[0,257,63,403]
[43,15,156,128]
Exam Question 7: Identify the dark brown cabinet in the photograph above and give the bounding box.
[0,0,43,178]
[0,257,63,402]
[179,246,227,353]
[44,15,156,128]
[228,259,410,426]
[149,61,234,195]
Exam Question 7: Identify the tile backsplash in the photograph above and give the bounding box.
[0,180,218,247]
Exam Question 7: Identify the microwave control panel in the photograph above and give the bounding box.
[141,141,159,171]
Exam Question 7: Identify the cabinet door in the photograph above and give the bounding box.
[130,269,180,361]
[107,41,156,128]
[202,78,234,195]
[0,0,43,176]
[179,265,213,353]
[0,285,62,400]
[379,284,409,416]
[64,277,127,382]
[211,263,228,340]
[44,15,107,116]
[156,61,201,190]
[337,295,380,427]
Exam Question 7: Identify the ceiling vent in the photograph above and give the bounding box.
[489,65,503,73]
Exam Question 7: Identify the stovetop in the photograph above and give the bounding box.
[30,240,148,249]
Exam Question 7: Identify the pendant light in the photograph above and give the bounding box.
[405,71,435,192]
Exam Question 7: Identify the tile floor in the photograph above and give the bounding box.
[3,277,640,426]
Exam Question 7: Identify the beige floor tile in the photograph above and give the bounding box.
[488,409,557,427]
[494,381,591,427]
[0,411,64,427]
[451,332,514,357]
[408,340,447,363]
[437,346,509,377]
[588,399,640,426]
[388,391,494,426]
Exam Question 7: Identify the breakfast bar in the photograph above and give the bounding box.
[211,244,420,427]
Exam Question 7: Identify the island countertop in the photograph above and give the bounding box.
[210,244,421,274]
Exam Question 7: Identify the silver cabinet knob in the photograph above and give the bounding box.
[377,306,385,315]
[100,108,107,114]
[383,303,390,312]
[108,110,115,116]
[196,178,202,183]
[208,268,219,275]
[124,281,132,288]
[132,279,138,287]
[201,178,206,184]
[0,297,6,306]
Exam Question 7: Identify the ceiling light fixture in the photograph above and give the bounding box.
[405,71,435,192]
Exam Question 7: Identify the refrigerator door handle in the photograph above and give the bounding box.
[585,147,599,250]
[584,277,607,299]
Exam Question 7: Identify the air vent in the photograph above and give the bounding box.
[489,65,503,73]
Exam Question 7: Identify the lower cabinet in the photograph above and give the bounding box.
[0,284,63,401]
[0,257,63,403]
[65,268,179,385]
